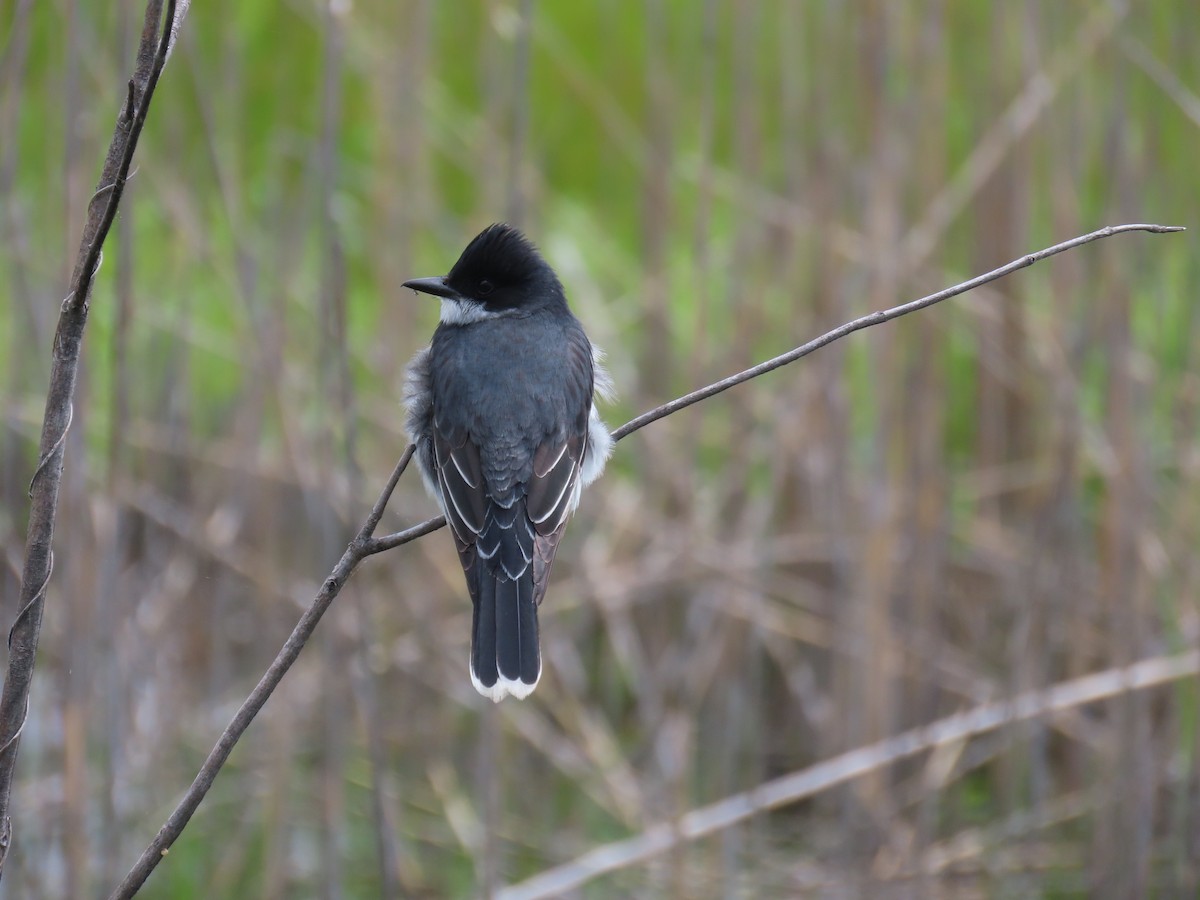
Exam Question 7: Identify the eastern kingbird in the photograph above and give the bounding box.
[402,224,613,702]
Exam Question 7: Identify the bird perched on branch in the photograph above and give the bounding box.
[403,224,613,702]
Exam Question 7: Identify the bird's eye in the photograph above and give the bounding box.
[478,280,494,296]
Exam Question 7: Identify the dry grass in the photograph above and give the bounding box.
[1,1,1198,897]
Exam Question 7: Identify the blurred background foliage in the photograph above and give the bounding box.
[2,0,1199,896]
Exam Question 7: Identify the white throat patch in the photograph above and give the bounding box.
[440,297,498,326]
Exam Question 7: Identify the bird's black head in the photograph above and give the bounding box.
[403,224,564,316]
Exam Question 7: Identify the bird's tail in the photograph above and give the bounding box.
[470,568,540,702]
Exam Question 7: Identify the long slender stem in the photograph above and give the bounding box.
[107,448,413,899]
[0,0,181,878]
[498,650,1200,900]
[612,223,1184,441]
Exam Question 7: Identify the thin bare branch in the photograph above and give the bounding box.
[498,650,1200,900]
[110,222,1184,895]
[105,447,413,899]
[362,514,446,556]
[0,0,183,878]
[611,223,1184,441]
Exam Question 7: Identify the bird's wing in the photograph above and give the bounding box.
[525,430,587,605]
[434,422,586,595]
[432,429,486,605]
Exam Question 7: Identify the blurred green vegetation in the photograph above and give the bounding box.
[1,0,1199,897]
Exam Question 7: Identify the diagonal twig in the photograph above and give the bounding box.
[109,222,1183,896]
[498,650,1200,899]
[105,445,415,899]
[611,223,1183,441]
[0,0,183,879]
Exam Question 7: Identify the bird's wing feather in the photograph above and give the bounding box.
[435,422,586,601]
[525,430,586,605]
[527,435,581,530]
[434,430,486,544]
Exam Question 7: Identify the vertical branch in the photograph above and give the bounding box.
[317,0,356,494]
[909,0,950,870]
[847,0,901,837]
[639,0,673,395]
[0,0,182,876]
[505,0,533,226]
[60,6,90,892]
[315,3,353,896]
[688,0,717,388]
[98,2,139,879]
[0,0,39,370]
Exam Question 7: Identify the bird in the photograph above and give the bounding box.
[402,224,613,702]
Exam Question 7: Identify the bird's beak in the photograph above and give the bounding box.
[402,276,461,300]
